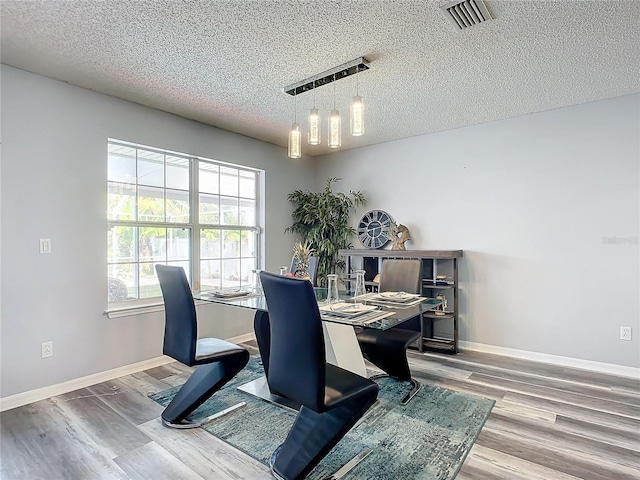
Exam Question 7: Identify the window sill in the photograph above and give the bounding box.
[104,301,165,319]
[104,299,216,318]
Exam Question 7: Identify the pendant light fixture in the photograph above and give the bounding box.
[350,69,364,136]
[328,74,341,149]
[283,57,369,156]
[308,81,321,145]
[288,92,301,158]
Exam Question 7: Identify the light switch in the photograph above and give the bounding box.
[39,238,52,254]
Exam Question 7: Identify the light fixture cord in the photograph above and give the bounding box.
[333,73,336,109]
[356,67,360,96]
[294,91,297,123]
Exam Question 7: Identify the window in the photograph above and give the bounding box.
[107,140,261,303]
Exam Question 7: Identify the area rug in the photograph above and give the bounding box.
[149,358,494,479]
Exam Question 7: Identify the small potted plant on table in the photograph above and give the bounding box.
[290,240,314,281]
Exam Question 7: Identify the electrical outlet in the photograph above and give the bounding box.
[41,341,53,358]
[620,326,632,341]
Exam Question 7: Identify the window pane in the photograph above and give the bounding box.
[220,166,238,196]
[222,258,241,288]
[201,228,221,259]
[138,186,165,222]
[166,155,189,190]
[137,150,164,187]
[139,227,166,262]
[139,262,161,298]
[222,230,240,288]
[239,170,256,199]
[199,194,220,224]
[166,189,190,223]
[201,259,221,291]
[223,230,240,256]
[239,199,255,227]
[108,183,136,221]
[167,228,190,261]
[108,263,136,301]
[240,230,257,259]
[199,162,219,194]
[240,258,255,286]
[108,225,136,263]
[220,196,239,226]
[108,144,136,184]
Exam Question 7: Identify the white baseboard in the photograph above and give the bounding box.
[459,340,640,379]
[0,333,257,413]
[7,335,633,412]
[0,355,174,413]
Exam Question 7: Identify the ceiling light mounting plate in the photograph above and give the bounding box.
[284,57,370,96]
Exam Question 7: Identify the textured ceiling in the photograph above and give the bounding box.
[1,1,639,157]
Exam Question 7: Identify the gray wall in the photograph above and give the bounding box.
[0,66,313,397]
[314,94,640,369]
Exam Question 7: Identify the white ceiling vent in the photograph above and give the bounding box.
[441,0,493,29]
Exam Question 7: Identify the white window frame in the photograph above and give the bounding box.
[106,139,262,314]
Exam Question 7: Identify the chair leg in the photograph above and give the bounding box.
[360,345,412,381]
[162,350,249,428]
[369,373,421,405]
[404,378,421,404]
[269,446,286,480]
[358,328,422,404]
[270,389,378,480]
[271,446,372,480]
[162,402,246,429]
[254,310,271,376]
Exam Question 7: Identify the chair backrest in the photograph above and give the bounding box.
[289,255,319,285]
[379,259,422,294]
[155,265,197,366]
[259,271,326,412]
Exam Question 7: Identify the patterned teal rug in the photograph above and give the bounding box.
[149,357,494,480]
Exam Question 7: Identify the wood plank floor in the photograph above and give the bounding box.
[1,342,638,479]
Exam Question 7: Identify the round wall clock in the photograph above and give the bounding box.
[357,210,393,249]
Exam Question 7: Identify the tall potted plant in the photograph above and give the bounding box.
[286,177,366,286]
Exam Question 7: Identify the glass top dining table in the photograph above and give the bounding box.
[193,286,443,408]
[193,287,442,331]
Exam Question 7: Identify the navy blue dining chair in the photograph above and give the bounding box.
[260,271,378,480]
[356,259,423,404]
[155,265,249,428]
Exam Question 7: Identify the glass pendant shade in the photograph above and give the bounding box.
[350,95,365,136]
[328,109,341,148]
[288,123,301,158]
[308,108,321,145]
